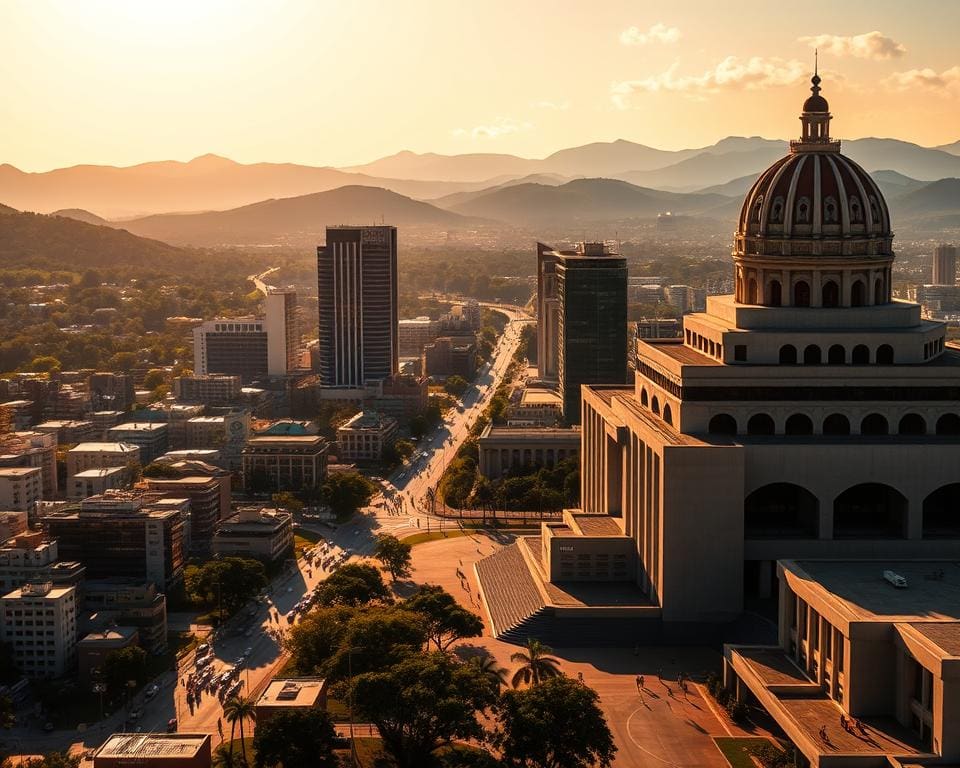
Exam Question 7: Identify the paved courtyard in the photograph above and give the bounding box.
[402,530,772,767]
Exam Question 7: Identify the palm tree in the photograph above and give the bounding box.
[222,695,257,766]
[510,638,562,688]
[469,653,508,692]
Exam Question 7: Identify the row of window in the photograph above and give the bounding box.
[753,193,881,227]
[738,274,887,308]
[709,412,960,437]
[638,391,674,426]
[778,343,895,365]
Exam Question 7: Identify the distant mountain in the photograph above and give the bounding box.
[51,208,110,226]
[934,140,960,156]
[0,203,17,215]
[120,185,479,246]
[0,156,486,218]
[431,173,571,209]
[843,139,960,181]
[894,178,960,215]
[447,177,731,226]
[536,140,701,177]
[615,146,788,191]
[341,150,535,183]
[695,174,760,197]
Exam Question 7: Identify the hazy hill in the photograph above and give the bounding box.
[431,173,570,208]
[341,150,535,183]
[935,140,960,156]
[0,203,17,215]
[447,178,731,225]
[0,155,486,218]
[843,139,960,180]
[120,185,479,246]
[536,139,701,177]
[695,174,759,197]
[616,146,787,190]
[894,178,960,215]
[51,208,110,226]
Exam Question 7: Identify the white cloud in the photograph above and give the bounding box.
[799,31,906,60]
[452,117,533,140]
[884,66,960,90]
[530,99,571,111]
[611,56,806,107]
[619,23,680,46]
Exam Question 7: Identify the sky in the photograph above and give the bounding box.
[2,0,959,171]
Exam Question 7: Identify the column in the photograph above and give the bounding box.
[812,269,822,307]
[841,269,852,306]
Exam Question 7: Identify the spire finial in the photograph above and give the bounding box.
[815,48,818,77]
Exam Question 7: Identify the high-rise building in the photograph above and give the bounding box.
[555,243,628,422]
[0,430,58,499]
[1,581,77,679]
[317,226,398,388]
[536,243,560,381]
[932,243,957,286]
[87,372,135,412]
[192,318,268,383]
[264,288,302,377]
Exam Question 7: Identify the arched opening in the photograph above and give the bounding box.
[779,345,797,365]
[823,414,850,435]
[747,414,775,436]
[834,483,907,539]
[822,280,840,308]
[828,345,845,364]
[876,344,894,364]
[852,345,870,365]
[874,277,885,305]
[662,404,673,426]
[851,280,866,307]
[746,278,758,305]
[898,413,926,436]
[803,345,822,365]
[708,414,737,436]
[640,389,649,408]
[745,483,819,539]
[936,414,960,435]
[651,396,660,416]
[794,280,811,307]
[923,484,960,538]
[767,280,782,307]
[861,413,889,435]
[785,414,814,436]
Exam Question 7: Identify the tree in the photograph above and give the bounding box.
[410,414,429,440]
[142,368,167,390]
[222,695,257,766]
[29,355,61,373]
[352,652,498,768]
[466,653,507,693]
[253,709,337,768]
[271,491,304,514]
[284,605,355,675]
[404,585,483,651]
[102,645,148,697]
[393,438,415,461]
[185,557,267,616]
[509,638,561,688]
[142,462,180,478]
[373,534,413,581]
[321,471,376,518]
[493,676,616,768]
[326,608,427,680]
[444,375,469,397]
[22,753,81,768]
[314,563,390,608]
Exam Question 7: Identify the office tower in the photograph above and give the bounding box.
[1,582,77,679]
[87,372,135,412]
[316,226,398,388]
[555,243,628,422]
[536,243,560,381]
[192,318,268,383]
[932,243,957,286]
[264,287,301,377]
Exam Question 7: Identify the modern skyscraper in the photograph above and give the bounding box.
[555,242,627,423]
[316,226,398,388]
[192,318,268,383]
[536,242,560,381]
[932,243,957,286]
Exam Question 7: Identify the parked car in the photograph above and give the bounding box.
[145,684,160,700]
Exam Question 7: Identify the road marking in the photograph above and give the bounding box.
[625,706,682,766]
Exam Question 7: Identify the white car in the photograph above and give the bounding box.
[145,683,160,700]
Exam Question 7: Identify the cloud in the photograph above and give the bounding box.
[619,23,680,46]
[452,117,533,140]
[799,31,906,60]
[611,56,806,107]
[884,66,960,90]
[530,99,571,111]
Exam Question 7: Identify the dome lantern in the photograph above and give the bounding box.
[793,54,839,153]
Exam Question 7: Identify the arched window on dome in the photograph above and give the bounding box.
[861,413,889,436]
[823,196,839,224]
[747,414,775,436]
[766,280,782,307]
[876,344,894,364]
[936,414,960,435]
[779,345,797,365]
[662,404,673,426]
[850,280,866,307]
[785,414,814,435]
[874,277,885,305]
[746,278,757,305]
[640,388,649,408]
[794,280,811,307]
[868,196,881,225]
[651,396,660,416]
[849,195,864,223]
[770,197,785,224]
[795,196,811,224]
[822,280,840,308]
[753,196,764,223]
[898,414,926,436]
[852,344,870,364]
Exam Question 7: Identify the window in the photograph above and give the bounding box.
[779,345,798,365]
[734,345,747,362]
[794,281,811,307]
[803,345,822,365]
[708,414,737,436]
[822,280,839,308]
[936,414,960,435]
[828,345,845,365]
[767,280,782,307]
[860,413,889,436]
[852,345,870,364]
[898,413,926,435]
[770,197,784,223]
[747,414,775,436]
[823,196,838,223]
[795,196,811,224]
[876,344,894,364]
[849,196,863,223]
[823,414,850,436]
[851,280,866,307]
[662,404,673,426]
[785,414,814,435]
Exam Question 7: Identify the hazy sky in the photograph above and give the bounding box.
[2,0,959,171]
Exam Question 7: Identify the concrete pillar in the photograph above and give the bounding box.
[908,494,924,540]
[812,269,822,307]
[820,493,833,540]
[758,560,773,598]
[842,269,852,306]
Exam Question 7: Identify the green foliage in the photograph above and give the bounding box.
[352,651,498,768]
[271,491,303,514]
[493,676,617,768]
[314,563,390,608]
[142,368,168,390]
[748,741,797,768]
[325,609,427,680]
[29,356,61,373]
[443,375,469,397]
[321,471,375,518]
[284,605,355,676]
[101,645,148,697]
[509,639,562,688]
[21,753,81,768]
[184,557,267,616]
[141,462,181,478]
[252,709,337,768]
[373,534,413,581]
[394,439,415,460]
[409,414,429,440]
[516,324,537,364]
[403,584,483,651]
[222,695,257,767]
[439,455,476,508]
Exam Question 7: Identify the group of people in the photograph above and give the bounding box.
[818,715,869,745]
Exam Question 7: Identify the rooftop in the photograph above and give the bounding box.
[0,467,40,478]
[519,388,562,406]
[72,467,127,478]
[256,677,326,707]
[95,733,210,759]
[70,442,138,453]
[109,422,168,433]
[340,410,397,431]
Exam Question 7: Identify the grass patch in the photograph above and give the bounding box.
[214,737,256,767]
[714,737,776,768]
[294,529,323,557]
[402,529,470,547]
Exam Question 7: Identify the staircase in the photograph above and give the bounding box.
[475,543,548,640]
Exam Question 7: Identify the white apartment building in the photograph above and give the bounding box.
[1,581,78,679]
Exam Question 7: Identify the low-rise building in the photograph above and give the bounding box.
[422,335,477,380]
[0,467,42,512]
[83,579,167,654]
[66,442,140,478]
[69,466,130,499]
[0,581,78,679]
[0,431,58,499]
[477,425,581,480]
[241,435,328,492]
[213,507,293,563]
[0,512,28,542]
[77,627,139,685]
[90,411,125,439]
[399,317,441,356]
[507,388,563,427]
[35,420,96,445]
[0,401,34,431]
[173,374,243,406]
[0,535,86,593]
[107,423,169,464]
[140,474,227,556]
[336,410,398,463]
[87,372,135,412]
[94,733,212,768]
[255,677,328,724]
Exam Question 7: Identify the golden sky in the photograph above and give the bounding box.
[2,0,959,171]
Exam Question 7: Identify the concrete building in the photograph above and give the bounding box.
[83,579,168,654]
[69,466,130,499]
[422,336,477,381]
[93,733,212,768]
[0,535,85,593]
[241,435,328,492]
[173,374,242,405]
[316,226,398,388]
[0,467,42,512]
[555,242,628,422]
[192,318,268,383]
[35,420,96,444]
[87,372,134,412]
[255,677,328,724]
[507,388,563,427]
[665,284,693,315]
[725,560,960,764]
[264,288,301,377]
[0,512,28,542]
[213,507,293,563]
[107,423,169,465]
[66,442,140,478]
[537,242,561,381]
[138,405,204,451]
[477,425,580,480]
[0,431,58,499]
[141,474,227,556]
[337,410,398,463]
[78,627,139,685]
[0,400,33,431]
[0,581,77,679]
[90,411,125,439]
[932,243,957,286]
[399,317,441,356]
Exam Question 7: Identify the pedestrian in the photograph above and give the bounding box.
[657,668,663,682]
[577,671,584,683]
[819,725,827,741]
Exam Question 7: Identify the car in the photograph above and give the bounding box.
[196,643,209,655]
[243,646,253,657]
[129,707,143,721]
[145,683,160,700]
[166,718,178,733]
[43,722,54,732]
